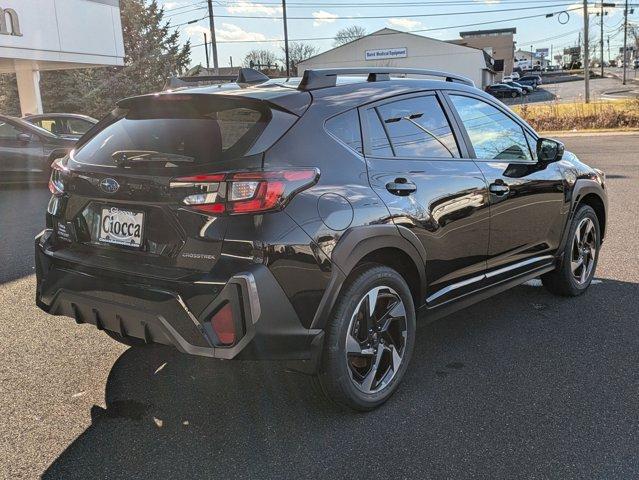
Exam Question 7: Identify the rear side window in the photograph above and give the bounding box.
[325,109,363,154]
[374,95,459,158]
[364,109,393,157]
[449,95,532,161]
[72,97,272,168]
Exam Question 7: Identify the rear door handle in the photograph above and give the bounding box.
[489,182,510,195]
[386,179,416,196]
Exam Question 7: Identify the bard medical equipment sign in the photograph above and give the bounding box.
[365,47,408,61]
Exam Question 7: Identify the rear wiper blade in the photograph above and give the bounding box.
[111,150,195,167]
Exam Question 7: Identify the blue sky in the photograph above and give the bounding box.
[159,0,635,69]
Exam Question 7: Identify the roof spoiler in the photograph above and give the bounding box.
[164,68,270,90]
[298,68,475,90]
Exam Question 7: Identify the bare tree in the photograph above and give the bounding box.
[280,42,319,75]
[333,26,366,47]
[243,49,278,70]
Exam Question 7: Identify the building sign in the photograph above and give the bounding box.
[0,7,22,36]
[535,48,549,57]
[365,47,407,61]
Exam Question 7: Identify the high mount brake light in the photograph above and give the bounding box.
[48,157,68,195]
[170,169,319,215]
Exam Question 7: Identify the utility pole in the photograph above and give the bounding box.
[203,33,210,70]
[282,0,290,76]
[600,2,605,78]
[607,36,610,65]
[207,0,219,73]
[584,0,590,103]
[623,0,629,84]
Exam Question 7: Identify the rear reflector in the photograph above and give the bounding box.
[210,303,235,345]
[171,168,319,216]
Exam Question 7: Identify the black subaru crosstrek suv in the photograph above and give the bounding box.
[36,68,607,411]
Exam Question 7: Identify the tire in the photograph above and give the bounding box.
[316,264,416,411]
[542,205,601,296]
[104,330,147,348]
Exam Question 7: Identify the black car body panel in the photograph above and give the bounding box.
[35,70,608,371]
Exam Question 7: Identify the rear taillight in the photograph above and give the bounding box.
[170,168,319,215]
[48,157,67,195]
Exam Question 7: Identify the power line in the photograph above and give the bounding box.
[164,0,590,17]
[184,5,585,44]
[171,2,579,23]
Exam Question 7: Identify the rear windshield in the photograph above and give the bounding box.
[72,96,270,168]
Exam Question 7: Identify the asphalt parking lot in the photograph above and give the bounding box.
[1,133,638,479]
[501,76,639,106]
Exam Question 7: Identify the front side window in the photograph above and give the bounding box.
[376,95,459,158]
[449,95,532,161]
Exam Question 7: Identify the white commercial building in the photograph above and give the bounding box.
[298,28,495,88]
[0,0,124,115]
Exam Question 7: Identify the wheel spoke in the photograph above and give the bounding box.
[361,347,384,391]
[389,344,402,372]
[580,263,588,283]
[571,256,583,273]
[366,287,381,320]
[575,223,582,245]
[378,300,406,332]
[346,333,374,356]
[583,219,594,242]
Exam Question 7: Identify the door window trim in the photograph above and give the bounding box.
[440,90,538,164]
[359,90,471,160]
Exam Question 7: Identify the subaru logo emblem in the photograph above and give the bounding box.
[99,178,120,194]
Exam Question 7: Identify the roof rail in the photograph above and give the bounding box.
[164,68,270,90]
[298,68,475,90]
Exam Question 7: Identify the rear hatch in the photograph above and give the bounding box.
[47,90,307,279]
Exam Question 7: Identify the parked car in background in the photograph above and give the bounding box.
[24,113,97,140]
[504,81,534,94]
[486,83,523,98]
[0,114,76,184]
[502,72,520,82]
[519,74,543,87]
[512,77,538,90]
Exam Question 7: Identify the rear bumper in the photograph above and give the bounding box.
[35,230,324,365]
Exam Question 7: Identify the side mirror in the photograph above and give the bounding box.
[537,138,564,163]
[16,133,31,143]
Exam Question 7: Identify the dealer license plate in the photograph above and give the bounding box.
[98,206,144,248]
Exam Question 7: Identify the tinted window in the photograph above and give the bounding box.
[0,121,20,139]
[73,99,270,168]
[325,109,363,154]
[364,108,393,157]
[376,96,459,158]
[67,118,94,135]
[450,95,532,161]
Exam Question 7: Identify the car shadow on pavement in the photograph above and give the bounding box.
[42,277,639,480]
